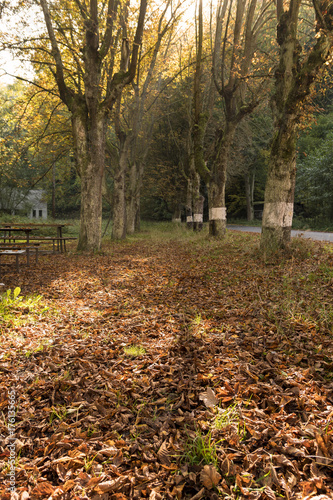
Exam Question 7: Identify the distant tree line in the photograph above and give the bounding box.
[0,0,332,251]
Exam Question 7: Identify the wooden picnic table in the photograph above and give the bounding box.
[0,223,71,253]
[0,227,35,274]
[0,250,26,277]
[0,226,33,245]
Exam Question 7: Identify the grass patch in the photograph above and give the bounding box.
[214,403,239,429]
[123,344,146,357]
[181,428,219,467]
[0,287,48,328]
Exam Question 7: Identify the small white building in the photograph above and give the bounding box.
[24,190,48,219]
[0,188,48,219]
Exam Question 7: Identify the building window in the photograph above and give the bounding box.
[39,210,43,218]
[33,210,36,218]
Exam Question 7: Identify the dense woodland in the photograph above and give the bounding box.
[0,0,333,250]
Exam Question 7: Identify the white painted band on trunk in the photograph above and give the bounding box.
[264,202,294,227]
[193,214,203,223]
[209,207,226,220]
[173,218,181,223]
[186,216,193,223]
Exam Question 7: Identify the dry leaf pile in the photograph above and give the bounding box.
[0,230,332,499]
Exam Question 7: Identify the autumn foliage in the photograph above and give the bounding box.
[0,225,333,499]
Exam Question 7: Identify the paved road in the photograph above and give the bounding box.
[227,225,333,243]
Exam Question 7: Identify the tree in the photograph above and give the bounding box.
[141,77,190,222]
[194,0,275,238]
[224,107,272,220]
[111,0,181,239]
[0,81,49,212]
[260,0,333,251]
[3,0,147,250]
[0,76,81,218]
[189,0,211,230]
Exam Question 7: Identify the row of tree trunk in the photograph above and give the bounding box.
[37,0,332,252]
[186,0,333,252]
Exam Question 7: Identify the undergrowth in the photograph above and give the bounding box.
[0,287,48,329]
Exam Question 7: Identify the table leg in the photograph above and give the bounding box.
[58,227,63,252]
[26,231,30,266]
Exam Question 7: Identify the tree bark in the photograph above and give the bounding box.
[261,117,297,249]
[72,109,107,251]
[172,204,182,223]
[245,171,254,221]
[190,0,214,232]
[192,171,204,231]
[112,134,130,239]
[208,124,236,237]
[261,0,333,251]
[38,0,147,251]
[126,161,143,234]
[185,177,194,229]
[206,0,267,238]
[110,0,176,238]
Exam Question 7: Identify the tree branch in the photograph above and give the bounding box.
[39,0,73,108]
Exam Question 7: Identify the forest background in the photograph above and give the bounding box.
[0,0,333,249]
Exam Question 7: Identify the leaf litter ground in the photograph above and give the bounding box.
[0,226,333,500]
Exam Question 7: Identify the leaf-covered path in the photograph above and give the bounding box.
[1,227,333,499]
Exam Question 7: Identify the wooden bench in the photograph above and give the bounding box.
[28,237,77,253]
[0,250,26,277]
[2,237,77,253]
[0,243,39,265]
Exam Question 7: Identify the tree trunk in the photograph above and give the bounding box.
[260,0,333,251]
[73,111,106,252]
[52,162,56,218]
[245,171,254,221]
[38,0,147,251]
[126,161,143,234]
[208,180,226,237]
[172,204,182,223]
[186,178,194,229]
[208,125,235,237]
[112,135,130,239]
[261,120,296,250]
[192,171,204,231]
[260,1,301,251]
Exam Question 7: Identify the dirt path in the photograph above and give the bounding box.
[228,224,333,242]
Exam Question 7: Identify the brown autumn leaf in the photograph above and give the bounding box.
[63,479,76,492]
[30,482,55,498]
[149,490,163,500]
[200,465,222,489]
[94,477,127,493]
[263,486,277,500]
[157,440,171,465]
[303,496,333,500]
[199,387,218,408]
[171,482,185,500]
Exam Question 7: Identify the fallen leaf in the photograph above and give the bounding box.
[200,465,221,489]
[30,482,55,498]
[157,440,171,465]
[199,387,218,408]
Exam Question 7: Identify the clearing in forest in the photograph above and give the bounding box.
[0,224,332,499]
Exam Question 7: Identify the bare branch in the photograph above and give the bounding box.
[100,0,119,60]
[39,0,73,108]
